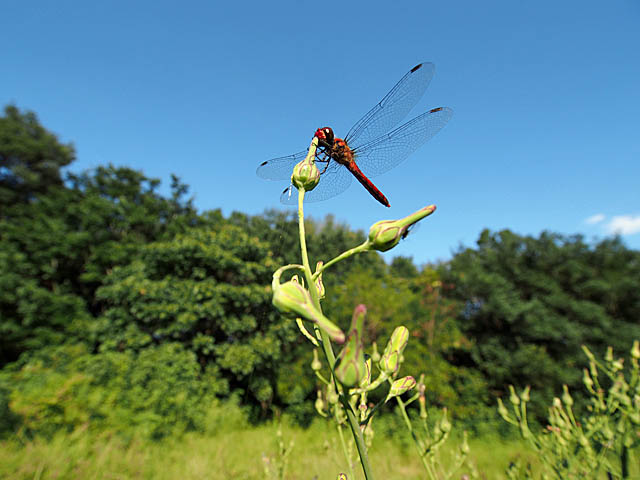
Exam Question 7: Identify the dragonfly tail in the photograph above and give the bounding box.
[347,163,390,207]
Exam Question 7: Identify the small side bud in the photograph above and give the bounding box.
[497,398,510,422]
[359,357,372,388]
[371,341,381,363]
[439,408,451,433]
[311,349,322,371]
[508,385,520,406]
[386,376,417,402]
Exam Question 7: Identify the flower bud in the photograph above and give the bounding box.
[632,340,640,360]
[335,305,367,387]
[521,385,530,403]
[439,408,451,433]
[379,326,409,375]
[359,357,372,388]
[386,375,416,402]
[366,205,436,252]
[291,155,320,191]
[272,278,345,343]
[370,341,381,363]
[311,349,322,371]
[315,389,326,417]
[508,385,520,406]
[497,398,510,422]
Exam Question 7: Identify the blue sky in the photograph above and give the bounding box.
[2,1,639,265]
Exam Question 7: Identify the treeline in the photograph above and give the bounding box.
[1,105,639,438]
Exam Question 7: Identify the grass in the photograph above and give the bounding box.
[0,420,537,480]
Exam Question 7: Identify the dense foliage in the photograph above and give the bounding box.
[1,105,638,439]
[444,229,640,418]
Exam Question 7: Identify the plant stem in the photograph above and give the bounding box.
[297,188,376,480]
[312,243,369,281]
[396,397,435,478]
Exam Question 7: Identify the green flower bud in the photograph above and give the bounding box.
[359,357,372,388]
[497,398,510,422]
[335,305,367,387]
[583,368,594,391]
[605,346,614,362]
[521,385,530,403]
[366,205,436,252]
[386,375,416,402]
[508,385,520,406]
[311,349,322,371]
[419,394,428,420]
[439,408,451,433]
[379,326,409,375]
[460,431,470,455]
[370,341,381,363]
[562,385,573,407]
[327,383,339,405]
[272,277,345,344]
[632,340,640,360]
[291,155,320,191]
[315,389,326,417]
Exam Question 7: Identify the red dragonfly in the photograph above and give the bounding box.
[256,62,452,207]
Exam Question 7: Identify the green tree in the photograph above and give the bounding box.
[0,106,198,365]
[94,225,299,414]
[0,105,74,207]
[444,229,640,418]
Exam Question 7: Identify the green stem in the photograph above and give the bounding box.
[396,397,435,479]
[297,188,376,480]
[312,243,369,281]
[336,412,356,480]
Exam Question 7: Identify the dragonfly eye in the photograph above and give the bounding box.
[323,127,334,144]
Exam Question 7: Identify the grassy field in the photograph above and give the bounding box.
[0,421,537,480]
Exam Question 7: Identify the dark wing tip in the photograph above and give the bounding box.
[259,161,268,167]
[411,63,423,73]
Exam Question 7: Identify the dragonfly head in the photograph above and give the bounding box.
[314,127,335,148]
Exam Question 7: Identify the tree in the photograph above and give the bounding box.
[443,229,640,418]
[94,224,300,414]
[0,105,74,207]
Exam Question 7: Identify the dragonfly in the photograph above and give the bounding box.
[256,62,452,207]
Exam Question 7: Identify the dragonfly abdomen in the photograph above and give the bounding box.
[346,161,390,207]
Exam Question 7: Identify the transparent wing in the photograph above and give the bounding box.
[279,161,353,205]
[345,62,435,148]
[353,107,453,177]
[256,150,308,180]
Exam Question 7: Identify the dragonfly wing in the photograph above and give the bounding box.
[353,107,453,177]
[280,161,353,205]
[256,150,308,180]
[345,62,435,147]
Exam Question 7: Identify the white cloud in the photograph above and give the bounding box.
[606,215,640,235]
[585,213,605,225]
